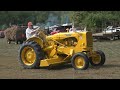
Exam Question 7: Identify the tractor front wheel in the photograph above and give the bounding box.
[71,52,89,70]
[89,50,105,66]
[18,41,45,69]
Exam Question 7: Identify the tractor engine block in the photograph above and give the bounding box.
[60,37,78,46]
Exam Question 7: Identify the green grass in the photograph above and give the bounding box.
[93,40,120,59]
[0,38,120,79]
[0,38,19,57]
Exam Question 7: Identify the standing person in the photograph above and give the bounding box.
[26,22,39,40]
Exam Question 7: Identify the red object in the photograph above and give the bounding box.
[50,30,59,35]
[22,34,25,37]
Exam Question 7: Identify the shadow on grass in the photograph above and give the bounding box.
[101,64,120,68]
[90,64,120,70]
[19,63,73,70]
[20,64,120,71]
[40,63,73,70]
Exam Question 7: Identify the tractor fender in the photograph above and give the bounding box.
[26,37,44,48]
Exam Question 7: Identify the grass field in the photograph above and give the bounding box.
[0,38,120,79]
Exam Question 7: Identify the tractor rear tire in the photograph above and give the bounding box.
[18,41,45,69]
[89,50,106,66]
[20,41,23,44]
[71,52,89,70]
[15,41,18,44]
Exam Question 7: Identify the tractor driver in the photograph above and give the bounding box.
[26,22,39,40]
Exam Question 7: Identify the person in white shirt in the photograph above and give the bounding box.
[26,22,39,39]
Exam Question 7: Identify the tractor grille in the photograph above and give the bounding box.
[86,32,93,47]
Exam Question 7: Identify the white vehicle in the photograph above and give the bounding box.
[93,26,120,41]
[33,25,39,29]
[116,27,120,31]
[103,26,120,34]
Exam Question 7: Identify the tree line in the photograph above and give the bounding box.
[71,11,120,32]
[0,11,120,32]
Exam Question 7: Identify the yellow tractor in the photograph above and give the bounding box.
[18,30,106,70]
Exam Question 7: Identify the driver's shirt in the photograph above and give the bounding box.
[26,28,36,40]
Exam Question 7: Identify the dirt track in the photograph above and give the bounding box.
[0,38,120,79]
